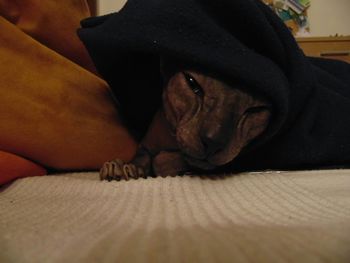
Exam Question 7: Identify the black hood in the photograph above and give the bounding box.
[78,0,350,170]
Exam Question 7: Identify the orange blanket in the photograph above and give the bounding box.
[0,151,46,185]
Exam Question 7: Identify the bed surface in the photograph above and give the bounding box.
[1,170,350,262]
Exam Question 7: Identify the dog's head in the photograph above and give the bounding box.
[162,70,271,170]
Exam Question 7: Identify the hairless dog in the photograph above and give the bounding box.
[100,70,271,181]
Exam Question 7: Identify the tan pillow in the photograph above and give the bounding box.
[0,17,137,170]
[0,0,97,73]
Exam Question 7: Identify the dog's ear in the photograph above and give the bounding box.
[239,104,271,144]
[238,105,271,143]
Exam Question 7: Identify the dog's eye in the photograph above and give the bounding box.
[182,72,204,97]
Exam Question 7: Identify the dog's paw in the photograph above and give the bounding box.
[100,159,146,181]
[153,151,189,177]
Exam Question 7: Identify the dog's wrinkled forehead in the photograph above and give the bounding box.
[160,57,252,95]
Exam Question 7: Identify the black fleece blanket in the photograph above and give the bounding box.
[78,0,350,170]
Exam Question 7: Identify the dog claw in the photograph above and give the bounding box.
[100,159,147,181]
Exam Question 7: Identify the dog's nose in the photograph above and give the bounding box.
[201,134,224,157]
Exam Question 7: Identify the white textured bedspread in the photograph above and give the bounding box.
[1,170,350,262]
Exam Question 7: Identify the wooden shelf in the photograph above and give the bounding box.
[296,36,350,63]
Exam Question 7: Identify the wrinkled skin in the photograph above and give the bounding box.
[100,71,271,181]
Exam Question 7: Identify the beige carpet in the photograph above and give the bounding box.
[1,170,350,262]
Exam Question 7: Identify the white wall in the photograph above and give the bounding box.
[97,0,126,15]
[97,0,350,37]
[308,0,350,36]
